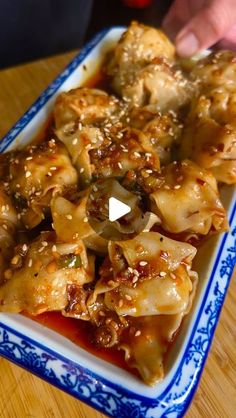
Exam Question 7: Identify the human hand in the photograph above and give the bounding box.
[163,0,236,57]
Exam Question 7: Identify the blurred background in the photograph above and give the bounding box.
[0,0,172,69]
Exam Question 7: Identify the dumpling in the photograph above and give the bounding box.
[89,126,160,179]
[108,21,175,70]
[85,230,197,385]
[91,231,197,317]
[120,314,184,385]
[51,191,108,253]
[106,21,175,96]
[57,122,160,185]
[54,87,120,129]
[56,122,105,187]
[180,92,236,184]
[0,232,94,315]
[191,50,236,90]
[8,139,78,228]
[51,178,155,250]
[119,58,192,111]
[150,160,228,235]
[125,107,182,164]
[105,22,192,111]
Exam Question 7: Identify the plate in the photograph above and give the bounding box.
[0,27,235,418]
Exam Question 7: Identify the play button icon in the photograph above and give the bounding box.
[108,197,131,222]
[86,178,151,241]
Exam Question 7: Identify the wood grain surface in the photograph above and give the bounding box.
[0,52,235,418]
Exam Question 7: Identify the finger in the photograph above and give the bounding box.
[222,24,236,44]
[216,40,236,51]
[163,0,206,40]
[217,25,236,50]
[176,0,236,57]
[162,0,190,40]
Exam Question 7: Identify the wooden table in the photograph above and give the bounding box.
[0,52,235,418]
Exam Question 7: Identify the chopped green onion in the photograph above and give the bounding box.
[60,254,82,269]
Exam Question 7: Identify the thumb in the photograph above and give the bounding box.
[175,0,236,57]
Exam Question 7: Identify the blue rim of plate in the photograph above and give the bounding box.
[0,27,235,418]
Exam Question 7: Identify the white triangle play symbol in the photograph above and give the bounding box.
[108,197,131,222]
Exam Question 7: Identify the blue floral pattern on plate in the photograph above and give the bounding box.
[0,28,235,418]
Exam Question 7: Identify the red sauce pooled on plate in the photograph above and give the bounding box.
[26,312,134,373]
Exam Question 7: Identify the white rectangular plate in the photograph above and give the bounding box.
[0,27,235,418]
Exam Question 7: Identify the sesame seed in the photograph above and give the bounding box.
[118,162,123,169]
[93,186,98,192]
[72,138,78,145]
[132,276,138,284]
[50,167,57,171]
[83,217,88,223]
[38,247,44,253]
[133,269,139,276]
[22,244,28,252]
[125,294,132,301]
[25,171,31,178]
[118,299,124,308]
[133,151,141,158]
[128,267,133,273]
[99,310,105,317]
[66,214,73,220]
[28,259,33,267]
[52,245,57,252]
[47,172,52,177]
[170,272,176,279]
[174,185,181,189]
[79,167,84,173]
[139,261,148,266]
[159,271,166,277]
[135,330,141,337]
[146,169,153,174]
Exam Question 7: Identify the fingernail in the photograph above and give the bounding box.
[176,32,199,57]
